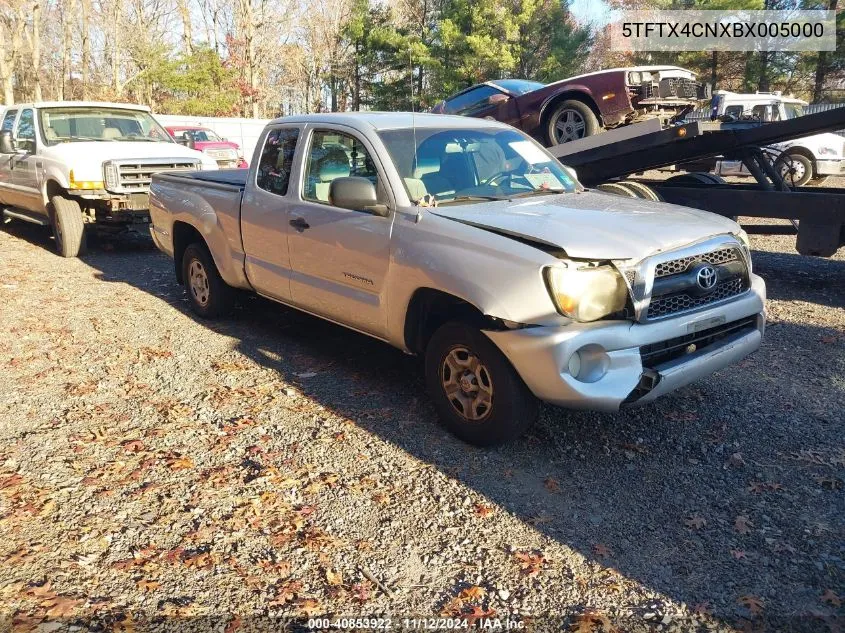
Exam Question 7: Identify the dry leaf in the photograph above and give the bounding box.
[136,580,160,592]
[592,543,612,558]
[739,594,764,616]
[685,515,707,530]
[473,503,493,518]
[571,609,616,633]
[821,589,842,607]
[544,477,560,492]
[325,568,343,586]
[458,586,486,602]
[464,605,496,627]
[440,596,464,617]
[167,456,195,471]
[730,549,746,560]
[692,601,712,616]
[514,551,546,576]
[734,515,754,535]
[296,598,322,617]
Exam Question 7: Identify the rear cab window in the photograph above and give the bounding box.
[256,127,300,196]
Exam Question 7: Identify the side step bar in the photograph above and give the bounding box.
[2,207,50,226]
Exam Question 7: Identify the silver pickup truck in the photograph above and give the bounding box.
[149,112,766,446]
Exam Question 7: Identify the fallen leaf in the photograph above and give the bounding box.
[514,551,546,576]
[458,586,486,602]
[821,589,842,607]
[544,477,560,492]
[738,594,764,616]
[464,605,496,627]
[473,503,494,518]
[351,581,372,602]
[325,568,343,586]
[731,549,746,560]
[685,515,707,530]
[571,609,616,633]
[166,456,195,471]
[592,543,612,558]
[43,596,83,618]
[734,515,754,535]
[440,596,464,617]
[136,580,160,592]
[727,452,746,468]
[692,601,713,616]
[121,440,145,453]
[224,616,242,633]
[270,580,303,606]
[295,597,322,616]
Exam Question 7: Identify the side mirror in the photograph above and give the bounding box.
[329,176,389,216]
[0,130,15,154]
[487,93,510,105]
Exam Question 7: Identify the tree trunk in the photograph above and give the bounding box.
[0,22,15,105]
[710,50,718,93]
[31,2,41,101]
[112,1,120,95]
[81,0,91,99]
[60,0,75,100]
[178,0,193,56]
[813,0,837,102]
[758,51,769,92]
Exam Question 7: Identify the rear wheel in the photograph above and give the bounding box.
[181,242,234,319]
[775,152,813,187]
[49,195,87,257]
[546,99,600,146]
[424,322,539,446]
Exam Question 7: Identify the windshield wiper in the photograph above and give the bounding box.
[506,189,567,199]
[439,195,509,205]
[64,136,114,142]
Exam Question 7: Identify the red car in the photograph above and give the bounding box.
[166,126,248,168]
[431,66,710,146]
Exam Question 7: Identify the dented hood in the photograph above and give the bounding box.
[429,191,740,261]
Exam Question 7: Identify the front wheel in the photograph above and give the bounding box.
[424,322,539,446]
[546,99,601,146]
[181,242,234,319]
[50,195,87,257]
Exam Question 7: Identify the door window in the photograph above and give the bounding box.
[724,105,743,118]
[16,109,36,152]
[1,109,17,132]
[302,130,380,205]
[257,127,299,196]
[443,85,502,116]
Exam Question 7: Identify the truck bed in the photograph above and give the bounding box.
[173,169,248,189]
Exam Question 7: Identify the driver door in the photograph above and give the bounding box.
[286,126,394,338]
[11,108,43,214]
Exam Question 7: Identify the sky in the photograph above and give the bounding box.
[569,0,614,27]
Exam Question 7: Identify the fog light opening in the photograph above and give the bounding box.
[568,344,610,383]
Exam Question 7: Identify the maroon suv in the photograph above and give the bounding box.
[431,66,710,146]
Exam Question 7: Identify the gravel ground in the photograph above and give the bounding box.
[0,215,843,633]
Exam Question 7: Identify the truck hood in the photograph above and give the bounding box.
[429,191,740,261]
[46,141,211,163]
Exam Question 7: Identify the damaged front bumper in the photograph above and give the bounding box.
[484,274,766,411]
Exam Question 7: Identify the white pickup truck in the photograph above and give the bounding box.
[149,112,766,446]
[710,91,844,186]
[0,101,218,257]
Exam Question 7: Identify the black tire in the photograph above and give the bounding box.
[596,182,638,198]
[424,322,539,446]
[50,195,86,257]
[775,153,813,187]
[181,242,234,319]
[618,180,664,202]
[546,99,601,146]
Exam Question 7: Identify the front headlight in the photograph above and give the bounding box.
[818,146,839,156]
[544,265,629,322]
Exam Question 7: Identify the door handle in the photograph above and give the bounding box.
[289,217,310,232]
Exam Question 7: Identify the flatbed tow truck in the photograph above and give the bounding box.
[549,106,845,257]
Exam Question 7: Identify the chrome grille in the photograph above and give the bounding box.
[206,148,237,160]
[647,278,744,319]
[654,247,739,278]
[116,161,198,192]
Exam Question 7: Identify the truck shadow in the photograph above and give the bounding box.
[750,248,845,309]
[50,232,845,630]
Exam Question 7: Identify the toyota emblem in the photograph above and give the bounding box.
[696,265,717,290]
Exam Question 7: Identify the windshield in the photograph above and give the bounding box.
[378,127,579,204]
[489,79,545,95]
[783,103,805,119]
[174,128,221,142]
[38,107,174,145]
